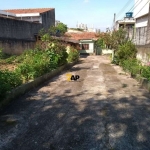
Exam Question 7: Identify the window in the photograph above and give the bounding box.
[81,44,89,50]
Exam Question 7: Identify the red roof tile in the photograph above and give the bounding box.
[65,32,98,41]
[4,8,54,14]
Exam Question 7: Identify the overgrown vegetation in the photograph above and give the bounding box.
[104,28,150,83]
[0,26,79,101]
[39,22,67,37]
[96,28,127,49]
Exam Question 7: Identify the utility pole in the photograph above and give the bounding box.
[146,3,150,44]
[113,13,116,31]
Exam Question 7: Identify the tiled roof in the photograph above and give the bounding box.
[65,32,98,41]
[4,8,54,14]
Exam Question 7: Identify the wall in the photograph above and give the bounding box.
[18,16,42,23]
[125,27,147,45]
[102,49,113,55]
[0,17,42,40]
[0,9,55,54]
[79,40,94,53]
[134,0,149,19]
[42,9,55,30]
[0,38,35,55]
[136,15,148,27]
[136,45,150,64]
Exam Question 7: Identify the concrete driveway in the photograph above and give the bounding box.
[0,55,150,150]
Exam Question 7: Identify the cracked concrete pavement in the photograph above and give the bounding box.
[0,55,150,150]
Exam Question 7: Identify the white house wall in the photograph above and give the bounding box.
[134,0,149,19]
[18,16,41,23]
[80,43,94,53]
[136,15,148,27]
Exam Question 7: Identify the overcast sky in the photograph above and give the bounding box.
[0,0,134,31]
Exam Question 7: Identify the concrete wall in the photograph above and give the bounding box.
[136,45,150,64]
[42,9,55,30]
[126,27,147,45]
[0,9,55,54]
[134,0,149,19]
[0,17,42,40]
[102,49,113,55]
[0,38,35,55]
[0,9,55,40]
[136,15,148,27]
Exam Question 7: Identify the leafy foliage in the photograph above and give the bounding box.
[121,59,141,76]
[0,70,22,99]
[96,28,127,49]
[95,38,105,49]
[115,41,137,65]
[67,47,79,62]
[39,22,67,38]
[141,66,150,81]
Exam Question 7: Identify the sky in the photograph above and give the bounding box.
[0,0,134,31]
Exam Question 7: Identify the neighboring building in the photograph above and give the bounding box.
[65,32,98,54]
[134,0,149,28]
[1,8,55,29]
[116,12,135,30]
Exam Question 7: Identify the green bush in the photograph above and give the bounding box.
[46,41,68,67]
[67,47,79,62]
[141,66,150,81]
[15,49,51,81]
[114,41,137,65]
[0,70,22,99]
[121,59,141,75]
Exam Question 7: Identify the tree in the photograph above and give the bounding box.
[55,23,67,36]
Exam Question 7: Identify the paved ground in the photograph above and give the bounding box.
[0,55,150,150]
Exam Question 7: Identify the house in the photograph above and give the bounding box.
[133,0,150,45]
[65,32,98,54]
[134,0,149,28]
[1,8,55,29]
[115,12,135,30]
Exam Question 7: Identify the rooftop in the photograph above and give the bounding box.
[4,8,54,14]
[65,32,98,41]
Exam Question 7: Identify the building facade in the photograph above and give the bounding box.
[134,0,149,27]
[0,8,55,30]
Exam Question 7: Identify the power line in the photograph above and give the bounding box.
[134,0,150,18]
[128,0,142,12]
[116,0,132,20]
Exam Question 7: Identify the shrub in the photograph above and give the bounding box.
[0,70,22,99]
[141,66,150,81]
[121,59,141,75]
[46,41,68,67]
[15,49,51,81]
[114,41,137,65]
[67,47,79,62]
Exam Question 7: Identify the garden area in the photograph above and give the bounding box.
[0,30,79,100]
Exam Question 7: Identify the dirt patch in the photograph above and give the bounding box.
[0,63,17,71]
